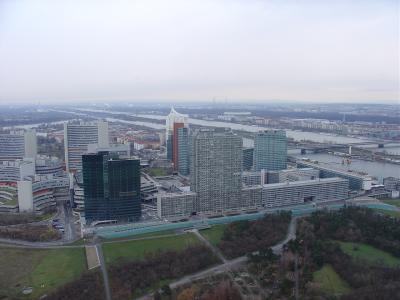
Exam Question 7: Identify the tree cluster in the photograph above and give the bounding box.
[0,224,60,242]
[218,211,292,258]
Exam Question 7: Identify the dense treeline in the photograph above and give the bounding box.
[218,211,291,258]
[0,225,60,242]
[47,245,219,300]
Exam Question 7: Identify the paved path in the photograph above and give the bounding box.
[96,244,112,300]
[192,229,227,263]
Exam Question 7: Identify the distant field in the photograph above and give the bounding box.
[382,199,400,208]
[102,233,200,265]
[146,167,167,177]
[339,241,400,267]
[199,224,227,246]
[0,247,86,299]
[101,229,177,241]
[374,208,400,218]
[313,264,351,295]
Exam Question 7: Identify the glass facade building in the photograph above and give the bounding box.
[83,152,141,222]
[254,130,287,171]
[242,147,254,171]
[177,127,189,176]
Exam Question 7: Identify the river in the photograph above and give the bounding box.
[293,152,399,182]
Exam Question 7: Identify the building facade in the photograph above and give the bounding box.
[82,151,141,223]
[64,121,109,173]
[254,130,287,171]
[158,177,349,219]
[242,147,254,171]
[190,128,243,213]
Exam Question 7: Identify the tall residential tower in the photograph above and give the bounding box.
[190,128,242,213]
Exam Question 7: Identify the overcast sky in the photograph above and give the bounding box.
[0,0,398,104]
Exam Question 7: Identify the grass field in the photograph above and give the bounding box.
[101,229,178,242]
[382,199,400,208]
[374,208,400,218]
[339,241,400,267]
[199,224,227,246]
[146,167,168,177]
[313,264,351,295]
[102,232,200,265]
[0,247,87,299]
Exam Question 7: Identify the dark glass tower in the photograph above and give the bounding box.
[82,152,141,223]
[177,127,189,176]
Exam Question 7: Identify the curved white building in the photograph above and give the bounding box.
[64,121,109,173]
[35,155,64,176]
[0,130,37,161]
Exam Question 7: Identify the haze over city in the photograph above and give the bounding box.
[0,0,399,104]
[0,1,400,300]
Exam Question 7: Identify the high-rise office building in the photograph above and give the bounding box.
[82,151,141,223]
[64,121,109,173]
[177,127,189,176]
[165,108,188,172]
[0,130,37,161]
[254,130,287,171]
[190,128,242,213]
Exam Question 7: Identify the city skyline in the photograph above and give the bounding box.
[0,0,398,104]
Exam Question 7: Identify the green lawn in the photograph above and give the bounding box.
[146,167,168,177]
[374,208,400,218]
[0,247,87,299]
[382,199,400,208]
[313,264,351,295]
[199,224,227,246]
[339,241,400,267]
[101,229,178,242]
[103,233,200,265]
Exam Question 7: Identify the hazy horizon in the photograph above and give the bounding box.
[0,0,399,104]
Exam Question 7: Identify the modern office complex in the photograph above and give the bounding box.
[0,130,37,161]
[82,151,141,223]
[261,178,348,208]
[158,177,349,219]
[165,108,189,172]
[64,121,109,173]
[253,130,287,171]
[190,128,242,213]
[297,160,372,191]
